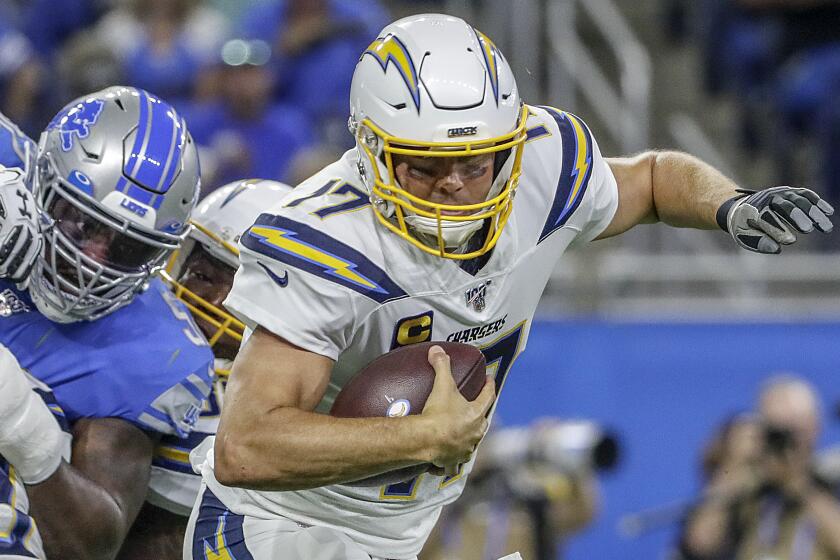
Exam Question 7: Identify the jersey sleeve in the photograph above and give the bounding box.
[131,283,216,438]
[525,106,619,246]
[568,128,619,245]
[224,214,366,361]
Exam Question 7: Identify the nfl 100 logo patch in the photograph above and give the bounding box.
[464,280,492,312]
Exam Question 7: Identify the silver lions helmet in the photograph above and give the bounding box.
[30,86,201,322]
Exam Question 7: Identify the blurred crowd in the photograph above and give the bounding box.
[0,0,396,197]
[667,0,840,210]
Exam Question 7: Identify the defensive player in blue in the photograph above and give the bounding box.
[0,86,214,560]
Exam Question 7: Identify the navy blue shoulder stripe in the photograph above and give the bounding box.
[537,107,595,243]
[243,214,408,304]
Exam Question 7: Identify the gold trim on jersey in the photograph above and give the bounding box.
[379,473,426,501]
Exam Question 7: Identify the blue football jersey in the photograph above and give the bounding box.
[0,279,214,435]
[0,280,214,558]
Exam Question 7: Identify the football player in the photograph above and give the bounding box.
[187,14,835,560]
[0,86,214,560]
[116,179,292,560]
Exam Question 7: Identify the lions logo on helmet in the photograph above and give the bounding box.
[162,179,293,368]
[49,98,105,151]
[29,86,201,322]
[349,14,528,260]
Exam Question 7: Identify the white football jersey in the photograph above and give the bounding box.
[195,105,618,559]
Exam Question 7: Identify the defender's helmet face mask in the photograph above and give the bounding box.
[350,14,527,259]
[30,86,200,323]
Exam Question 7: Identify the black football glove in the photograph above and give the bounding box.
[0,168,42,283]
[717,186,834,254]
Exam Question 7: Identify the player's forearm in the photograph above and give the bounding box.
[215,406,436,490]
[27,462,131,560]
[649,151,740,230]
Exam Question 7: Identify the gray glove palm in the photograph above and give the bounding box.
[720,187,834,254]
[0,168,42,283]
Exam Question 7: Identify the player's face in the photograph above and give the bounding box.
[392,153,495,212]
[51,198,162,271]
[178,246,238,360]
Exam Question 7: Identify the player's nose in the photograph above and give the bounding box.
[435,171,464,196]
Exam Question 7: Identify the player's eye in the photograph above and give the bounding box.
[188,265,213,283]
[409,166,433,179]
[464,164,489,179]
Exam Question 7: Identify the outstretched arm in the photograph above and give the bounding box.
[597,151,833,251]
[598,151,739,238]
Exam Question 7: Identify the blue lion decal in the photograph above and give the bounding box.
[49,99,105,152]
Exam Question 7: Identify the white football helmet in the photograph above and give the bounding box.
[162,179,293,356]
[349,13,528,259]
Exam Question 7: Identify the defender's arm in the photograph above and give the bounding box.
[27,418,156,560]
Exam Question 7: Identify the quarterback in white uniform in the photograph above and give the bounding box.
[187,13,834,560]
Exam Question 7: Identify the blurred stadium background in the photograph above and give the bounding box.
[3,0,839,558]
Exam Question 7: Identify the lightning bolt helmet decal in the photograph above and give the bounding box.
[363,34,421,111]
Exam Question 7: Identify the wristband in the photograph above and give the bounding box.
[715,189,755,233]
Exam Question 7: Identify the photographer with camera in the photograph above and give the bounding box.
[679,376,840,560]
[421,420,617,560]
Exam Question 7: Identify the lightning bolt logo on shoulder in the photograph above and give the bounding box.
[242,214,407,304]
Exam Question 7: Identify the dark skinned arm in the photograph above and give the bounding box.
[117,502,187,560]
[27,418,156,560]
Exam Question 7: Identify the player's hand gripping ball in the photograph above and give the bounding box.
[330,341,487,487]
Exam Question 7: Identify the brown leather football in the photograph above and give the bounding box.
[330,341,487,487]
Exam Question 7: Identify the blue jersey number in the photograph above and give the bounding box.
[381,322,526,500]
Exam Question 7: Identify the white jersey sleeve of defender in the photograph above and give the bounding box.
[225,243,358,361]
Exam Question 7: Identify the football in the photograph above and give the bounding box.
[330,341,487,487]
